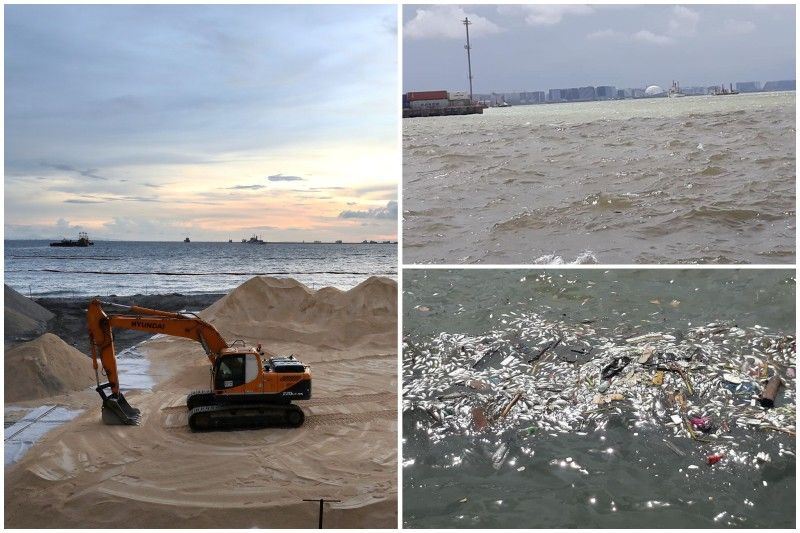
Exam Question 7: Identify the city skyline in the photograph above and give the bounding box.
[403,4,795,94]
[5,5,398,242]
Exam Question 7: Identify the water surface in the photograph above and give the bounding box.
[4,240,396,296]
[403,92,796,264]
[403,269,796,528]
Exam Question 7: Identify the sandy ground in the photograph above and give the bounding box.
[5,278,397,528]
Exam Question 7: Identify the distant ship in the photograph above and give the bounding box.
[50,232,94,247]
[712,83,739,96]
[668,80,686,98]
[242,235,266,244]
[184,237,191,243]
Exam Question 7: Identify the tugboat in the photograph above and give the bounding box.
[184,237,191,243]
[50,232,94,247]
[242,235,266,244]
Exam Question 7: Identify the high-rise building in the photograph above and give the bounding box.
[519,91,546,104]
[736,81,762,92]
[596,85,616,100]
[578,86,596,100]
[548,88,563,102]
[762,80,795,91]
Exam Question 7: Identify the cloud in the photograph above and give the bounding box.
[632,30,674,46]
[404,6,502,39]
[721,19,756,35]
[586,29,625,40]
[222,184,267,190]
[519,5,594,26]
[44,162,107,180]
[338,200,397,220]
[267,174,304,182]
[668,5,700,37]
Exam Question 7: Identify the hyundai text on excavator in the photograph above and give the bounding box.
[87,299,311,431]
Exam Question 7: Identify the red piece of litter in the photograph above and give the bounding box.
[707,453,724,465]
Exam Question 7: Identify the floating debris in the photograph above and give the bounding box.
[403,313,795,470]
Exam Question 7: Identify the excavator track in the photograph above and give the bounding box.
[186,390,217,410]
[188,402,305,431]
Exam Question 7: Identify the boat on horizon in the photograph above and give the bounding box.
[712,83,739,96]
[50,232,94,247]
[668,80,686,98]
[184,237,190,243]
[242,235,266,244]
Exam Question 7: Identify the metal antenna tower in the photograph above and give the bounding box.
[463,17,473,102]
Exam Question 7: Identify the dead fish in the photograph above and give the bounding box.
[492,442,509,470]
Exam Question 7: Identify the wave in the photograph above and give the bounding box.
[532,251,598,265]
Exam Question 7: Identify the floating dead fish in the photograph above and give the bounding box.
[492,442,509,470]
[403,313,795,467]
[722,373,742,384]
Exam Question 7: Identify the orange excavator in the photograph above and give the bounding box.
[87,299,311,431]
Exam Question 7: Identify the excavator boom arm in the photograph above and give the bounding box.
[87,299,228,397]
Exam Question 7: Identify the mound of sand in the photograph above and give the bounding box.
[201,276,397,350]
[5,333,94,402]
[5,284,54,344]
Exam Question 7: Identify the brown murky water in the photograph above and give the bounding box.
[403,92,795,264]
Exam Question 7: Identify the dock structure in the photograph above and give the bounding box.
[403,104,484,118]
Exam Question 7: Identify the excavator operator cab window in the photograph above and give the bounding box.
[215,355,246,389]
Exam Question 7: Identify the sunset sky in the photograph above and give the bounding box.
[5,5,398,242]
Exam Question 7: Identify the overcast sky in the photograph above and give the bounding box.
[5,5,397,241]
[403,4,795,93]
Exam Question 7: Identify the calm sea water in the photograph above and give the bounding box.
[4,240,396,297]
[403,269,796,528]
[403,92,796,264]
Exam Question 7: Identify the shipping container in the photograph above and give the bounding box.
[409,99,450,109]
[448,98,472,106]
[406,90,448,102]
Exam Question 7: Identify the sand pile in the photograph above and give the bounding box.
[201,276,397,350]
[5,333,94,402]
[5,284,54,344]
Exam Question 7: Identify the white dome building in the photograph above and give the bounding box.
[645,85,665,96]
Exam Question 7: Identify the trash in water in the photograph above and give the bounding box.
[707,453,724,466]
[601,356,632,380]
[690,416,713,432]
[403,314,795,473]
[759,375,783,409]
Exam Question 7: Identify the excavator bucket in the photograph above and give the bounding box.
[96,385,141,425]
